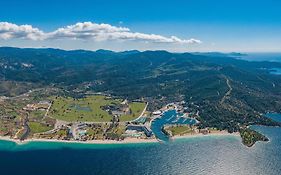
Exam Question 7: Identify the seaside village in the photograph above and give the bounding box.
[0,93,212,143]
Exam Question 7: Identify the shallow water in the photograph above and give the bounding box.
[151,110,197,141]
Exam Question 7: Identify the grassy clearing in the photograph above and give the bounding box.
[29,110,45,120]
[166,125,193,136]
[119,102,146,122]
[49,95,145,122]
[87,127,104,140]
[49,95,117,122]
[29,122,53,133]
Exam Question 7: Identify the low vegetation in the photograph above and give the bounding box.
[49,95,146,122]
[240,128,269,147]
[49,95,117,122]
[119,102,146,121]
[163,125,193,136]
[29,122,53,134]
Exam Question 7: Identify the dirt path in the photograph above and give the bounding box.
[44,103,52,118]
[220,77,232,104]
[14,111,30,140]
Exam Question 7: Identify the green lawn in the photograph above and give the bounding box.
[29,122,53,133]
[167,125,193,136]
[49,95,146,122]
[119,102,146,122]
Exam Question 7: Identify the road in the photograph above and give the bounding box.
[220,77,232,105]
[132,102,148,122]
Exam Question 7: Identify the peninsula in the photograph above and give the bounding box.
[1,47,281,147]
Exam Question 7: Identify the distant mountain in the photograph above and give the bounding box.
[119,50,140,55]
[95,49,116,54]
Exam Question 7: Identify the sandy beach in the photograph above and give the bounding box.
[171,131,240,140]
[0,136,159,145]
[0,131,240,145]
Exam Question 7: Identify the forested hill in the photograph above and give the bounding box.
[1,47,281,132]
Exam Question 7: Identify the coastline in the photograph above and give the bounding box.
[170,131,240,140]
[0,132,240,146]
[0,136,159,145]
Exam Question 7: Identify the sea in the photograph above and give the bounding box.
[0,113,281,175]
[239,53,281,62]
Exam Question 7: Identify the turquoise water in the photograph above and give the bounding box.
[151,110,197,141]
[1,114,281,175]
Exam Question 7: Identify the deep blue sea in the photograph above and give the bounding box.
[1,113,281,175]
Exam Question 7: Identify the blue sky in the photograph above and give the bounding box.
[0,0,281,52]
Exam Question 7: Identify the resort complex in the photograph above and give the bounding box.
[0,87,215,144]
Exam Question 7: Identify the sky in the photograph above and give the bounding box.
[0,0,281,52]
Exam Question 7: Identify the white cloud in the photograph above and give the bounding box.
[0,22,45,40]
[50,22,202,44]
[0,21,202,45]
[186,38,202,44]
